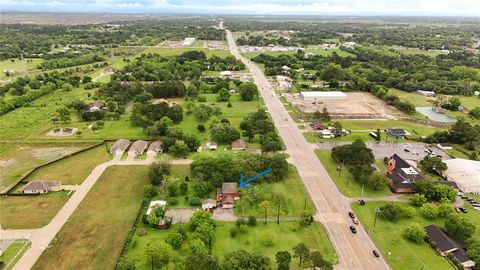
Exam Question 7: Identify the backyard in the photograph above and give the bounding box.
[33,166,149,270]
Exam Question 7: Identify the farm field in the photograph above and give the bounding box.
[0,191,71,229]
[124,221,337,270]
[351,201,479,270]
[0,142,95,192]
[233,165,315,217]
[315,150,391,197]
[25,144,111,185]
[33,166,149,270]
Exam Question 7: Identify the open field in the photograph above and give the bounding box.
[124,221,337,270]
[0,239,31,269]
[0,191,71,229]
[233,165,315,217]
[242,48,352,59]
[391,47,447,57]
[315,150,391,197]
[140,47,231,58]
[304,131,377,143]
[0,142,94,191]
[0,58,44,80]
[352,201,465,270]
[340,119,446,137]
[25,144,111,185]
[33,166,149,270]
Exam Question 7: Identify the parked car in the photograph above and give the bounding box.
[348,212,355,219]
[469,201,478,205]
[459,207,468,213]
[461,196,468,200]
[474,207,480,211]
[352,218,359,225]
[457,191,464,196]
[455,207,462,213]
[467,198,475,203]
[358,200,365,206]
[373,250,380,257]
[404,149,410,152]
[349,226,357,234]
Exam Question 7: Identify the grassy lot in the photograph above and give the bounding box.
[391,47,446,57]
[304,48,353,57]
[352,201,458,270]
[0,142,94,191]
[141,47,231,58]
[233,165,315,217]
[304,131,377,143]
[33,166,149,270]
[340,119,445,138]
[0,191,71,229]
[25,144,111,185]
[124,221,337,270]
[0,58,44,80]
[315,150,391,197]
[0,239,31,269]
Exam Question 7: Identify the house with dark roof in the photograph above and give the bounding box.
[21,181,61,194]
[425,225,476,269]
[386,129,411,139]
[386,154,424,193]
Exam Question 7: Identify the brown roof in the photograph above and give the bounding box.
[222,182,238,194]
[88,101,105,109]
[202,199,216,205]
[129,140,148,154]
[110,139,130,153]
[22,180,61,192]
[147,141,163,153]
[231,139,246,149]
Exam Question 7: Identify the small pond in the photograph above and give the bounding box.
[415,107,456,123]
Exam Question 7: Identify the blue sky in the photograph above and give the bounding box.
[1,0,480,16]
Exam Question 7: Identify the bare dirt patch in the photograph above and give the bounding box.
[285,92,403,119]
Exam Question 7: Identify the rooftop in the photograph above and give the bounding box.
[22,180,61,191]
[222,182,238,194]
[443,159,480,191]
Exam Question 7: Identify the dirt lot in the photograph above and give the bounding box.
[284,92,403,119]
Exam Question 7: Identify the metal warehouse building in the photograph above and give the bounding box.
[443,158,480,193]
[299,91,347,101]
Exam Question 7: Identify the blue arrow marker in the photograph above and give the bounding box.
[239,168,272,189]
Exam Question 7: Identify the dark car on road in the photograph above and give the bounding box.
[348,212,355,219]
[349,226,357,234]
[459,207,468,213]
[373,250,380,257]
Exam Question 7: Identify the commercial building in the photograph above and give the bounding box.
[386,154,424,193]
[443,159,480,193]
[299,91,347,101]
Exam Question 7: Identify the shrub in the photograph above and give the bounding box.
[230,227,238,238]
[262,233,275,246]
[136,228,147,236]
[402,222,427,244]
[166,232,184,249]
[247,216,257,226]
[236,218,246,227]
[188,197,202,206]
[141,214,149,225]
[167,197,179,206]
[420,203,439,219]
[197,124,206,132]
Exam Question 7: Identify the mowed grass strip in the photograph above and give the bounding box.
[0,239,31,269]
[26,145,111,184]
[33,166,149,270]
[0,191,71,229]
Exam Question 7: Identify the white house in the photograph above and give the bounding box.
[146,200,167,216]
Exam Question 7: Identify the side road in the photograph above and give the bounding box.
[0,157,192,270]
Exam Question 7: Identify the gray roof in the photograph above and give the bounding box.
[386,129,408,136]
[147,141,163,153]
[129,140,148,154]
[425,225,464,253]
[222,182,238,194]
[22,180,61,192]
[110,139,130,153]
[231,139,246,149]
[202,199,216,205]
[222,196,234,204]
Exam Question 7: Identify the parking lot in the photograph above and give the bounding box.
[316,141,451,161]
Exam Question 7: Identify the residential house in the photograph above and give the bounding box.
[231,139,247,151]
[221,196,235,209]
[147,141,163,155]
[88,101,105,112]
[201,199,217,210]
[218,182,240,208]
[129,140,148,156]
[386,154,424,193]
[110,139,130,155]
[206,142,218,150]
[425,225,476,269]
[21,180,61,194]
[386,129,411,139]
[104,66,117,73]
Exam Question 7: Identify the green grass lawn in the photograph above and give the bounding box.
[304,48,353,57]
[0,239,31,269]
[124,221,337,270]
[304,131,377,143]
[0,191,71,229]
[233,165,315,217]
[33,166,149,270]
[340,119,445,138]
[141,47,231,58]
[391,47,446,57]
[352,201,457,270]
[25,144,111,185]
[0,142,94,191]
[0,58,44,80]
[315,150,391,197]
